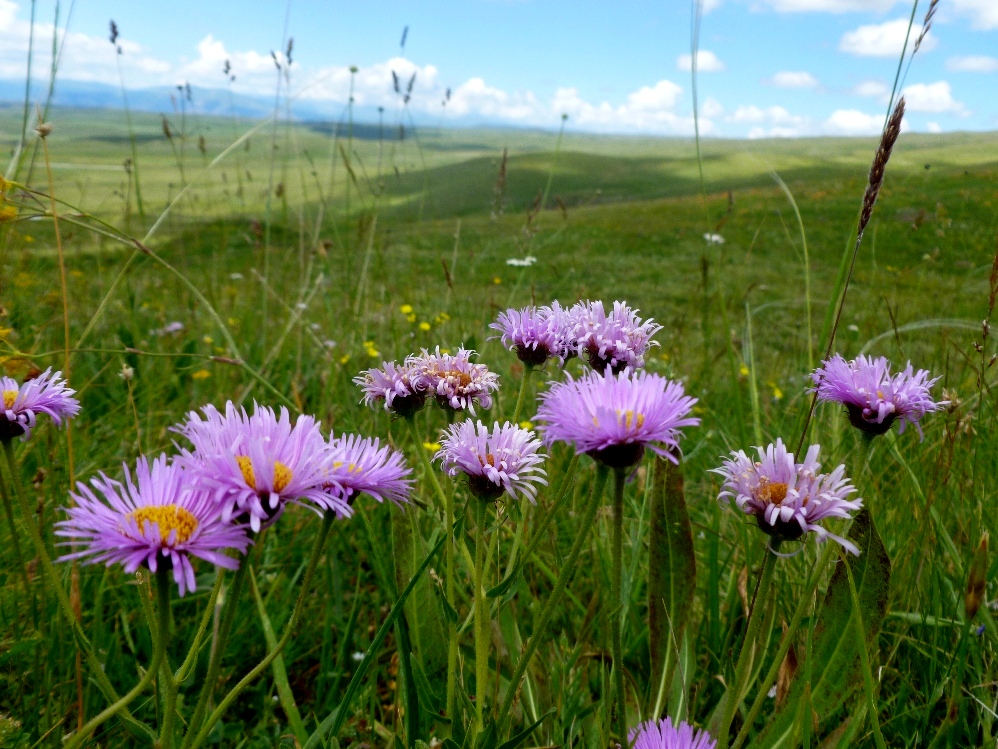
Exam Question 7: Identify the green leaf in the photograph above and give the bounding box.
[497,707,556,749]
[648,454,697,719]
[304,533,447,749]
[749,507,891,748]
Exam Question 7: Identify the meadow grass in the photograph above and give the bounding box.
[1,91,997,749]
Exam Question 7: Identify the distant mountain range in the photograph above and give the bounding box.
[0,78,505,131]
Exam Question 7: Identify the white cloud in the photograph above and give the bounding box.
[926,121,942,133]
[853,80,890,101]
[761,0,899,11]
[824,109,884,135]
[731,104,807,137]
[768,71,820,89]
[946,55,998,73]
[676,50,725,72]
[702,97,724,118]
[839,18,937,57]
[901,81,968,116]
[949,0,998,30]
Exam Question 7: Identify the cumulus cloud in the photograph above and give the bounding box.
[768,71,820,88]
[839,19,937,57]
[824,109,884,135]
[946,55,998,73]
[926,121,942,133]
[730,104,807,137]
[760,0,899,11]
[853,80,890,101]
[949,0,998,30]
[901,81,968,116]
[676,50,725,72]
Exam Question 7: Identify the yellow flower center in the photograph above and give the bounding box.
[237,456,293,493]
[333,461,363,474]
[757,481,789,506]
[617,409,645,430]
[439,369,472,387]
[127,505,198,544]
[2,390,17,409]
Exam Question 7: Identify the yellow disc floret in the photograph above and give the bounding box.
[128,505,198,544]
[2,390,17,410]
[237,455,293,493]
[236,455,256,489]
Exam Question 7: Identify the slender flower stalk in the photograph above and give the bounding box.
[717,542,781,749]
[496,465,610,731]
[474,497,489,735]
[64,564,171,749]
[610,467,629,748]
[511,364,534,425]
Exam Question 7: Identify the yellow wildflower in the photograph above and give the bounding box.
[192,369,211,380]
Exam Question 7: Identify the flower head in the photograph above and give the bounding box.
[319,434,412,513]
[436,420,547,502]
[55,455,251,596]
[418,347,499,414]
[570,300,662,373]
[490,303,573,367]
[630,718,717,749]
[811,354,945,438]
[354,358,430,418]
[1,369,80,441]
[712,438,863,555]
[535,368,698,469]
[173,402,341,532]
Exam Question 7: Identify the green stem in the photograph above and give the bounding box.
[445,483,458,735]
[497,464,609,730]
[718,539,780,749]
[180,558,250,749]
[405,416,448,510]
[474,498,490,735]
[0,466,32,609]
[66,564,170,749]
[0,439,155,742]
[844,549,888,749]
[610,468,628,749]
[730,541,836,749]
[187,512,336,749]
[511,364,534,425]
[175,571,225,683]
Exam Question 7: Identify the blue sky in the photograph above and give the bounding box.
[1,0,996,137]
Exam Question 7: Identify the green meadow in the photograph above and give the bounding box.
[2,98,998,747]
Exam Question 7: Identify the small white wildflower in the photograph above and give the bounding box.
[506,255,537,267]
[352,651,366,662]
[703,233,725,245]
[229,272,244,280]
[119,364,135,381]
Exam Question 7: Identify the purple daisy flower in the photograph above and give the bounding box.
[811,354,945,438]
[629,718,717,749]
[353,358,430,418]
[318,433,412,513]
[173,402,342,532]
[1,368,80,441]
[418,347,500,415]
[489,303,572,367]
[435,420,547,502]
[535,368,699,469]
[570,300,662,373]
[55,454,251,596]
[712,438,863,555]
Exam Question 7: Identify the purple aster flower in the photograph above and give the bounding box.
[535,368,699,469]
[435,420,547,501]
[489,303,572,367]
[811,354,946,438]
[318,433,412,513]
[173,402,342,532]
[1,368,80,441]
[712,438,863,555]
[630,718,717,749]
[55,454,251,596]
[418,347,500,415]
[570,300,662,373]
[353,358,429,418]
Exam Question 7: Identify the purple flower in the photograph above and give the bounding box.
[712,438,863,555]
[489,303,572,367]
[173,402,342,532]
[55,454,251,596]
[353,358,429,418]
[318,433,412,512]
[811,354,945,438]
[630,718,717,749]
[1,369,80,441]
[418,347,500,415]
[570,300,662,373]
[436,420,546,501]
[535,368,699,469]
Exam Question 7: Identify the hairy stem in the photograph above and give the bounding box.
[610,468,628,748]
